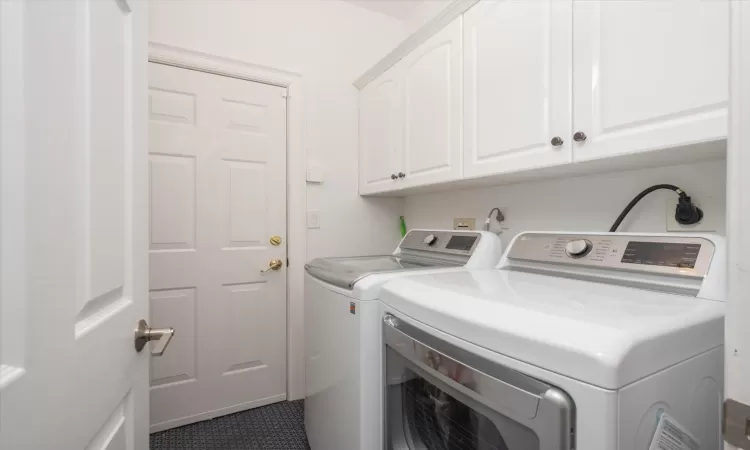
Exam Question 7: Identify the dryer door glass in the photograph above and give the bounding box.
[383,315,574,450]
[386,349,539,450]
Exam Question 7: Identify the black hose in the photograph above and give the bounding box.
[609,184,686,232]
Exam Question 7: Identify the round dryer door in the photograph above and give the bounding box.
[383,314,575,450]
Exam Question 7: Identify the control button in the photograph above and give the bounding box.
[423,234,438,246]
[565,239,592,258]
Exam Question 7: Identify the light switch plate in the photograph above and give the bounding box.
[666,197,718,232]
[307,210,321,229]
[306,164,324,183]
[453,218,476,230]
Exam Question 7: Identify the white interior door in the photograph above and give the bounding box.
[148,63,288,431]
[573,0,729,162]
[0,1,149,449]
[463,0,572,178]
[725,2,750,449]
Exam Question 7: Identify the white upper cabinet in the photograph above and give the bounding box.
[572,0,729,161]
[359,64,403,195]
[463,0,572,178]
[356,0,728,195]
[400,17,463,187]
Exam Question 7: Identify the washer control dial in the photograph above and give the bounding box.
[423,234,438,246]
[565,239,592,258]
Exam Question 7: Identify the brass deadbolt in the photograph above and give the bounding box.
[270,235,282,246]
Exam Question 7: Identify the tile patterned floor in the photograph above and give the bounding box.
[150,400,311,450]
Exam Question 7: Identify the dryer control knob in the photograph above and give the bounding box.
[565,239,592,258]
[423,234,438,246]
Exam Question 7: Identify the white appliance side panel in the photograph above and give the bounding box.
[304,274,361,450]
[617,347,723,450]
[360,300,385,450]
[384,308,618,450]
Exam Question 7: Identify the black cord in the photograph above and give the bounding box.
[609,184,702,232]
[484,207,505,231]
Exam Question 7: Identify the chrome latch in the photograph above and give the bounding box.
[724,398,750,448]
[134,319,174,357]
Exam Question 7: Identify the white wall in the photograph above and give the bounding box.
[344,0,454,33]
[402,0,456,32]
[405,160,727,247]
[149,0,410,400]
[149,0,408,261]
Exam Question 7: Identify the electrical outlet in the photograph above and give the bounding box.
[485,207,509,233]
[453,218,476,230]
[665,197,718,232]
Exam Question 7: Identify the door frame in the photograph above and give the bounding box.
[726,2,750,446]
[0,0,26,390]
[147,42,307,401]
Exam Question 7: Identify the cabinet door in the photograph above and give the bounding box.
[463,0,572,179]
[359,64,402,195]
[573,0,729,161]
[400,17,462,188]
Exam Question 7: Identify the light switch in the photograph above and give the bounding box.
[307,210,321,229]
[306,164,324,183]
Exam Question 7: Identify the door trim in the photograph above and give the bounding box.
[147,42,307,400]
[0,0,27,391]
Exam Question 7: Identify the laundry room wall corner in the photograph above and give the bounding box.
[404,160,727,247]
[149,0,409,401]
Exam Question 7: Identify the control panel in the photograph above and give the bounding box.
[506,233,716,279]
[399,230,481,257]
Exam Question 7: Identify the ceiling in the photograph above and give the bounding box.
[342,0,451,22]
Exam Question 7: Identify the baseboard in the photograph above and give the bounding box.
[150,393,288,434]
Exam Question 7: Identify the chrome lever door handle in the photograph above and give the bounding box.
[134,319,174,357]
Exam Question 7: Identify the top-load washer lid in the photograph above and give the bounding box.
[304,255,456,289]
[379,232,727,390]
[304,229,505,289]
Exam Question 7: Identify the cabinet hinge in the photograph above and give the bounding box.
[724,398,750,448]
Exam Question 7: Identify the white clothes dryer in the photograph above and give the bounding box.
[379,232,726,450]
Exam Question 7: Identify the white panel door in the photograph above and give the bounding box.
[463,0,572,178]
[573,0,729,162]
[148,63,288,431]
[359,64,403,195]
[0,1,149,450]
[401,16,463,188]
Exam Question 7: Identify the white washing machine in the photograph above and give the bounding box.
[304,229,504,450]
[379,232,726,450]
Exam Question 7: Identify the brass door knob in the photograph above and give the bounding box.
[261,259,283,273]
